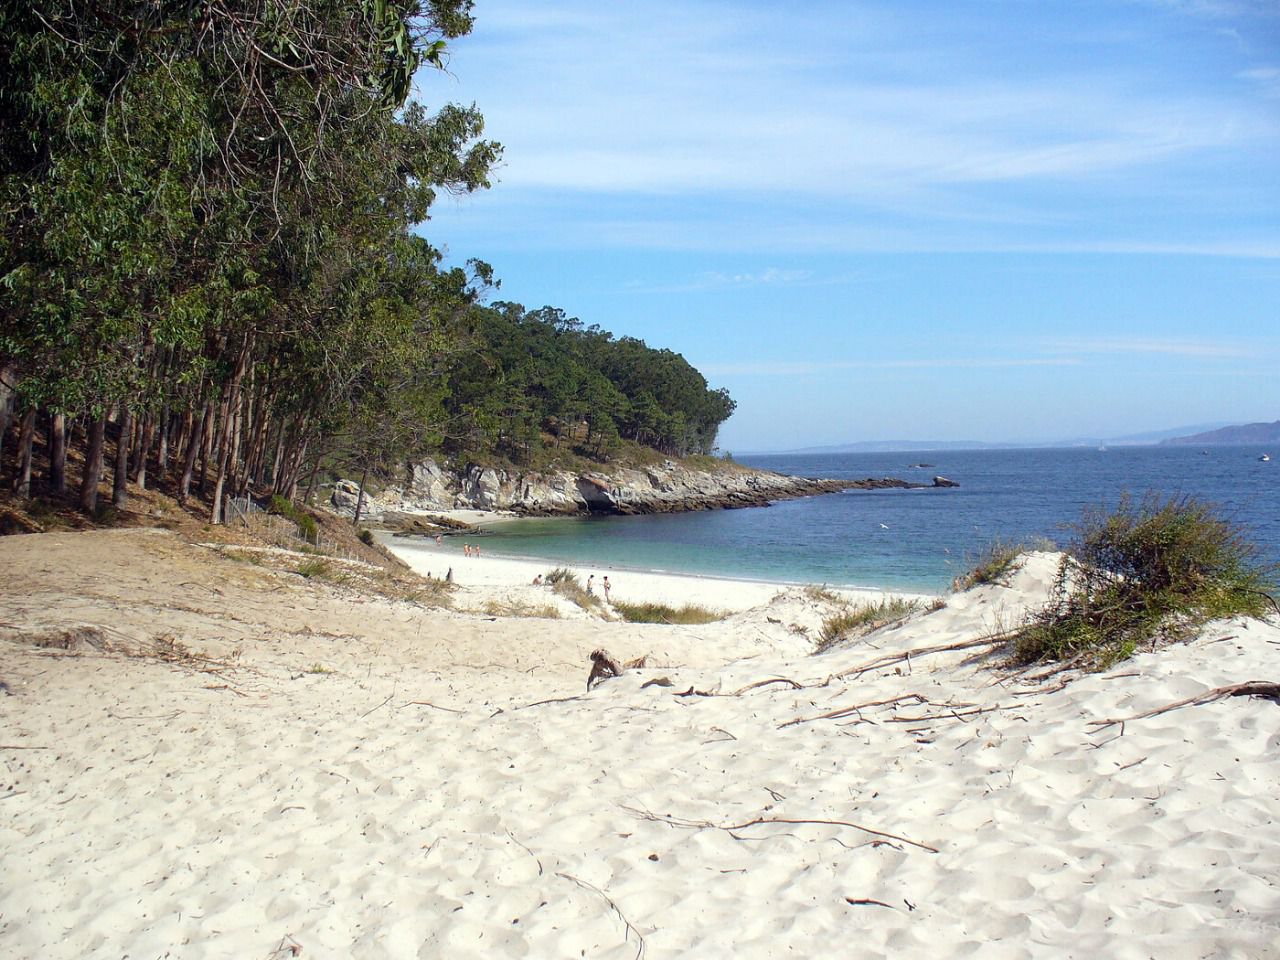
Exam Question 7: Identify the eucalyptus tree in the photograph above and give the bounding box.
[1,1,499,514]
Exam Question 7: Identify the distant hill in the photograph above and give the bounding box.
[748,422,1239,455]
[1162,421,1280,446]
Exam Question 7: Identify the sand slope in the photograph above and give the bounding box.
[2,531,1278,958]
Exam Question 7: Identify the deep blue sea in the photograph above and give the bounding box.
[466,446,1279,593]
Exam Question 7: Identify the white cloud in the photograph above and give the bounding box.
[440,1,1274,204]
[1044,337,1262,358]
[700,357,1081,377]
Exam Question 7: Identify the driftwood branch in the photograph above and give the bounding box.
[780,694,929,728]
[621,805,938,853]
[556,872,645,960]
[1089,681,1280,729]
[731,677,802,696]
[833,636,1005,681]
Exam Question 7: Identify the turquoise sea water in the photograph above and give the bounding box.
[454,445,1280,593]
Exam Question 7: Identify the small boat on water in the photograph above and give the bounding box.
[1261,453,1272,462]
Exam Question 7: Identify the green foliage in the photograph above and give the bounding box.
[544,568,602,613]
[1010,495,1277,670]
[802,584,845,604]
[443,302,736,464]
[359,529,376,546]
[613,601,727,625]
[269,495,318,543]
[952,539,1033,591]
[1,1,500,508]
[481,600,561,620]
[295,558,332,579]
[817,598,920,652]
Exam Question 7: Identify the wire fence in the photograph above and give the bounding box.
[223,495,365,565]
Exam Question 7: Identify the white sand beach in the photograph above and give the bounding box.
[2,528,1278,958]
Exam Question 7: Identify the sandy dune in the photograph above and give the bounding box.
[2,529,1278,958]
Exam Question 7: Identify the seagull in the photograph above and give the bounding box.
[879,523,890,529]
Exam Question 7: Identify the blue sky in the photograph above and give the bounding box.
[415,0,1279,452]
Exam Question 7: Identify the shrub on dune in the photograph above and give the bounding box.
[613,601,726,624]
[1010,494,1277,669]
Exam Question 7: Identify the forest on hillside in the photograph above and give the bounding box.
[0,1,735,521]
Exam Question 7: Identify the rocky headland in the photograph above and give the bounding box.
[330,457,958,526]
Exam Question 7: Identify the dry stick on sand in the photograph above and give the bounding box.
[556,872,645,960]
[622,804,939,854]
[731,677,802,696]
[781,693,930,728]
[400,700,463,713]
[833,635,1007,681]
[1089,681,1280,730]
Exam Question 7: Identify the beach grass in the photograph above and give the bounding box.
[481,599,562,619]
[295,557,334,579]
[816,597,920,651]
[953,538,1038,590]
[613,600,727,624]
[545,567,604,613]
[801,584,845,604]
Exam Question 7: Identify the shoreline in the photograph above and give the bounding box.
[381,533,928,614]
[381,508,946,600]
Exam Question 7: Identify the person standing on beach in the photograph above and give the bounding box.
[602,576,611,602]
[586,575,595,596]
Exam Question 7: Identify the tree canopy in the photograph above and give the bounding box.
[0,2,735,517]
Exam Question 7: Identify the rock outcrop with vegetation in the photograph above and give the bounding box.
[330,457,954,521]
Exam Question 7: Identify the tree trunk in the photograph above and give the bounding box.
[198,402,215,494]
[303,451,323,505]
[0,363,16,472]
[269,432,285,488]
[79,414,106,513]
[135,415,154,490]
[113,407,131,508]
[49,412,66,494]
[178,405,209,505]
[208,336,252,523]
[353,462,370,527]
[12,407,36,498]
[283,434,307,500]
[155,403,171,481]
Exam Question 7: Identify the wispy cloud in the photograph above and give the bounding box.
[443,1,1274,204]
[1044,337,1262,358]
[626,268,816,293]
[1237,66,1280,97]
[424,0,1279,261]
[700,357,1081,377]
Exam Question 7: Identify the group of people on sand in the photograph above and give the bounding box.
[462,543,481,558]
[529,572,612,602]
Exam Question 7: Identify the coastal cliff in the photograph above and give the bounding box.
[329,458,955,523]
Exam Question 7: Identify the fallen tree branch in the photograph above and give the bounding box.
[401,700,463,713]
[732,677,802,696]
[780,694,928,728]
[621,804,938,853]
[887,705,1005,724]
[556,872,645,960]
[833,636,1006,681]
[1089,681,1280,729]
